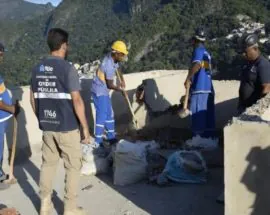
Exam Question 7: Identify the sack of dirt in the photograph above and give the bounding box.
[81,144,110,176]
[158,150,207,185]
[113,140,159,186]
[147,149,167,183]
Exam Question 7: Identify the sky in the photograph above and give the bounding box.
[24,0,62,7]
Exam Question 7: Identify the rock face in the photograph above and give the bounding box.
[128,0,145,15]
[126,0,160,16]
[0,0,54,20]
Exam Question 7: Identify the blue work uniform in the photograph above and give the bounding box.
[91,54,118,144]
[0,76,12,178]
[190,44,215,138]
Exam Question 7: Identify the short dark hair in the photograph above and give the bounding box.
[47,28,69,52]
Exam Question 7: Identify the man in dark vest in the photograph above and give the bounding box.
[238,33,270,113]
[30,28,90,215]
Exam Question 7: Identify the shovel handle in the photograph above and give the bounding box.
[9,111,18,179]
[184,84,190,110]
[116,70,139,129]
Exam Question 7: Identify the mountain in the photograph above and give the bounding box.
[1,0,270,85]
[0,0,54,21]
[0,0,54,50]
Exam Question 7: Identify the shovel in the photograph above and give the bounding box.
[178,83,191,118]
[4,108,18,185]
[116,70,140,130]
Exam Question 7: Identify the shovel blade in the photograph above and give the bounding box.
[178,109,191,118]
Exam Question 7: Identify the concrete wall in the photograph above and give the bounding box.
[133,72,239,130]
[81,70,187,132]
[3,70,185,159]
[3,70,240,162]
[225,94,270,215]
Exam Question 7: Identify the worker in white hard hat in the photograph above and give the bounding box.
[184,28,216,138]
[90,40,128,155]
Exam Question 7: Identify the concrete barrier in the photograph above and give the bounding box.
[135,74,239,130]
[225,93,270,215]
[2,70,240,164]
[2,70,184,161]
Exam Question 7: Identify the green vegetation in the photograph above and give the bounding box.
[1,0,270,85]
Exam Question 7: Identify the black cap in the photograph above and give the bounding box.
[194,28,206,42]
[240,34,258,51]
[0,43,6,52]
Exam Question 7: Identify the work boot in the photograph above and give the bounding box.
[40,196,53,215]
[64,207,86,215]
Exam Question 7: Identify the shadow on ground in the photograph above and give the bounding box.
[241,146,270,215]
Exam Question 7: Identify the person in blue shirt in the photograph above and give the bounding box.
[91,41,128,153]
[0,42,20,189]
[184,28,215,138]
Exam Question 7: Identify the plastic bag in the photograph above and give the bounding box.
[81,144,93,162]
[159,150,207,184]
[113,140,158,186]
[81,144,109,176]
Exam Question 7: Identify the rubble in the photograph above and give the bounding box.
[237,93,270,122]
[184,135,219,151]
[147,149,167,183]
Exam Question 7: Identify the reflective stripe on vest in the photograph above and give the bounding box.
[34,92,71,99]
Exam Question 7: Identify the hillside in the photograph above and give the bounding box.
[0,0,54,21]
[0,0,54,55]
[1,0,270,85]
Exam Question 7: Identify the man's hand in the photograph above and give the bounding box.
[184,78,192,89]
[120,81,126,89]
[81,128,91,144]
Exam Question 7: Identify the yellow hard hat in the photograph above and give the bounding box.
[111,40,129,55]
